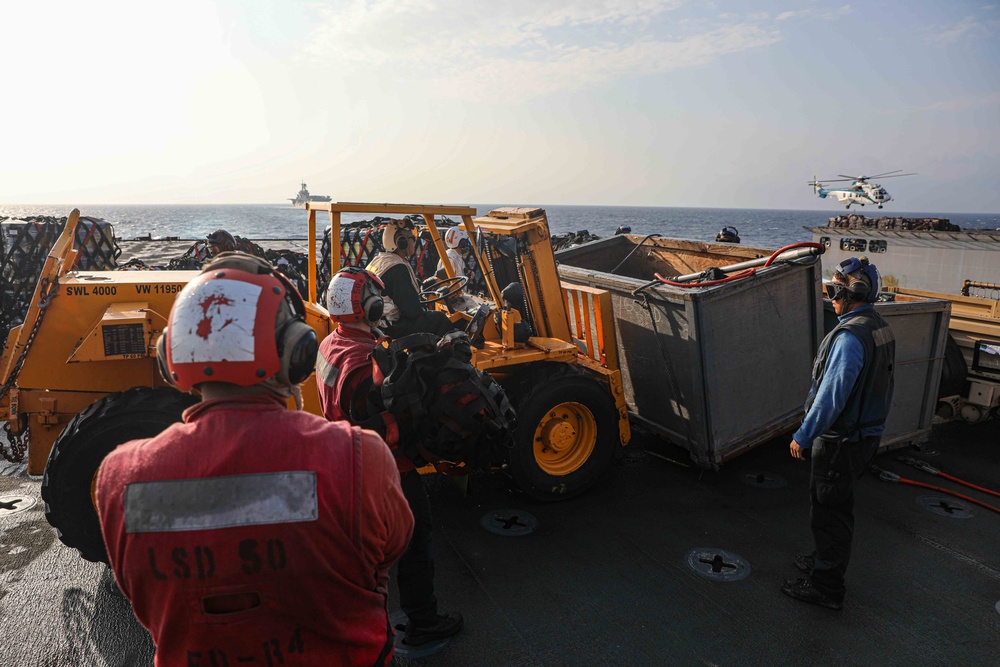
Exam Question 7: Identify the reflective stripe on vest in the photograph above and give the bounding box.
[124,471,318,533]
[316,350,340,388]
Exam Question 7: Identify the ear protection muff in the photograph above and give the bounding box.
[271,270,318,385]
[363,291,384,323]
[382,220,414,253]
[835,256,880,302]
[156,330,174,387]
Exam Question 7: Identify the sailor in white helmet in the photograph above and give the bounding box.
[366,219,456,338]
[437,227,471,280]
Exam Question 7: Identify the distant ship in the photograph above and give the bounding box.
[288,182,331,208]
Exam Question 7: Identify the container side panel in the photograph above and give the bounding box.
[699,265,820,453]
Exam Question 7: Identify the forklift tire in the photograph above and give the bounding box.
[506,365,618,501]
[937,335,967,398]
[41,387,197,563]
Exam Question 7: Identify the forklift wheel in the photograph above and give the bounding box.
[41,387,197,563]
[507,365,617,501]
[938,335,967,399]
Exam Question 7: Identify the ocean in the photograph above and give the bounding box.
[1,203,999,249]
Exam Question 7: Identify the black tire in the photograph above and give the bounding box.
[938,335,967,398]
[41,387,197,563]
[505,364,619,501]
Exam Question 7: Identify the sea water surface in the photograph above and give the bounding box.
[2,203,998,249]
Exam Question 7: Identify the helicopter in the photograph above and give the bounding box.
[808,170,916,209]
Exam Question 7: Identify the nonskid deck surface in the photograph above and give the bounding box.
[2,420,998,666]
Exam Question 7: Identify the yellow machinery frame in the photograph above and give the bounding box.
[306,202,630,448]
[1,204,629,477]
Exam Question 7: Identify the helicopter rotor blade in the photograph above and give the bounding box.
[867,169,904,179]
[873,172,917,179]
[838,174,865,181]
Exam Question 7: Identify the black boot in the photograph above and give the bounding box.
[403,612,464,646]
[781,578,843,610]
[793,554,814,574]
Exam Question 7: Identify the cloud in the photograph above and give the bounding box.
[776,5,852,22]
[912,91,1000,113]
[299,0,779,102]
[927,16,994,44]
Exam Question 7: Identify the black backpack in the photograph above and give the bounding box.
[373,331,516,469]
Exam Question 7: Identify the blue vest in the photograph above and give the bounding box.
[807,307,896,440]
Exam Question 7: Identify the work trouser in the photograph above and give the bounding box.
[808,434,880,602]
[398,470,438,625]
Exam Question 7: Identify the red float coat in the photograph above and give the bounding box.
[316,326,414,474]
[316,325,378,424]
[96,394,414,667]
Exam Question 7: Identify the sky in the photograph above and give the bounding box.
[1,0,997,212]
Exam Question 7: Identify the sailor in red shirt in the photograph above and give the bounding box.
[96,253,414,667]
[317,267,464,647]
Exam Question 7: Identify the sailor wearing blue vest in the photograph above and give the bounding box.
[783,256,895,610]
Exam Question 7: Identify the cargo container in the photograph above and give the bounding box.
[557,235,825,467]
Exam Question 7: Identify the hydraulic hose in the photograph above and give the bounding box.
[897,456,1000,499]
[633,241,825,294]
[871,465,1000,515]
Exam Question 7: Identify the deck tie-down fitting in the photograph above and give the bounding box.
[480,509,538,536]
[740,470,787,489]
[685,548,751,582]
[699,554,737,573]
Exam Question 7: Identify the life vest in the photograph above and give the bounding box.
[316,325,378,422]
[367,252,419,325]
[807,307,896,439]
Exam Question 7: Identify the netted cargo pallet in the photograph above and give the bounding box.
[1,216,120,355]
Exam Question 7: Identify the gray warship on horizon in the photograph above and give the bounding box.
[288,181,331,208]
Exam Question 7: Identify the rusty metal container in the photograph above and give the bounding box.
[557,235,824,467]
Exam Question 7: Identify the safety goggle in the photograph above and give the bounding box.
[829,283,851,301]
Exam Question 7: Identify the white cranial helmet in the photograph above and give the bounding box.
[444,227,469,249]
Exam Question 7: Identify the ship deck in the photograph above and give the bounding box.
[2,420,998,666]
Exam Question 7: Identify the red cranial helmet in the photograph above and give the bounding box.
[326,266,385,324]
[156,252,318,392]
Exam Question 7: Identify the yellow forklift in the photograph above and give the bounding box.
[0,204,629,562]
